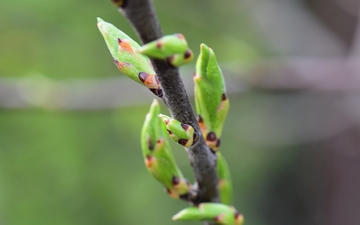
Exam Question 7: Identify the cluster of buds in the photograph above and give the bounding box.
[141,99,191,198]
[97,18,163,97]
[97,18,243,224]
[138,34,193,67]
[194,43,230,152]
[173,203,244,225]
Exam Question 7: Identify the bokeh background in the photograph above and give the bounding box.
[1,0,360,225]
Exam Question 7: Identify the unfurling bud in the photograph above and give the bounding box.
[97,18,163,97]
[158,114,198,147]
[141,99,191,198]
[172,203,244,225]
[217,152,233,205]
[194,43,229,151]
[138,34,193,67]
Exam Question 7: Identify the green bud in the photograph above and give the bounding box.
[158,114,197,147]
[172,203,244,225]
[194,43,229,151]
[97,18,163,97]
[138,34,188,60]
[217,152,233,205]
[141,99,190,198]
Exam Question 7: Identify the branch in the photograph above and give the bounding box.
[115,0,219,204]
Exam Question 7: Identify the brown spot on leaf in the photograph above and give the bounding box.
[150,88,163,98]
[216,139,221,148]
[147,137,154,150]
[166,188,179,199]
[156,41,162,49]
[114,60,131,70]
[145,154,153,168]
[118,39,133,53]
[222,93,228,101]
[184,49,192,59]
[175,33,185,40]
[172,176,180,186]
[181,123,190,131]
[206,132,217,141]
[138,72,149,83]
[178,139,188,146]
[214,214,225,222]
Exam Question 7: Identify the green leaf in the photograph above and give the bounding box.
[172,203,244,225]
[138,34,193,67]
[138,34,188,59]
[97,18,163,97]
[217,152,233,205]
[194,43,229,151]
[141,99,190,198]
[158,114,197,147]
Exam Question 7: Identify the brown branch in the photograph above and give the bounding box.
[115,0,219,204]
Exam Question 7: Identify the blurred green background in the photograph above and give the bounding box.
[1,0,360,225]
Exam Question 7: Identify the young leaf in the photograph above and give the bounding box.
[217,152,233,205]
[141,99,190,198]
[138,34,188,59]
[172,203,244,225]
[138,34,193,67]
[158,114,198,147]
[97,18,163,97]
[194,43,229,151]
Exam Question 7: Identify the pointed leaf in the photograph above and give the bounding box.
[158,114,197,147]
[194,43,229,151]
[173,203,242,225]
[141,99,190,198]
[97,18,163,97]
[217,152,233,205]
[138,34,188,59]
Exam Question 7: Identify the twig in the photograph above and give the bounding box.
[115,0,219,204]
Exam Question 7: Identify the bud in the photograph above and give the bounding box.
[194,43,229,151]
[158,114,197,147]
[141,99,190,198]
[138,34,193,67]
[138,34,188,59]
[173,203,243,225]
[217,152,233,205]
[97,18,163,97]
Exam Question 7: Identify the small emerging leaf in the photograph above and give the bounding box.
[141,99,190,198]
[138,34,188,59]
[158,114,197,147]
[138,34,193,67]
[97,18,163,97]
[217,152,233,205]
[173,203,243,225]
[194,43,229,151]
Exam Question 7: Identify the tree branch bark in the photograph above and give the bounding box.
[115,0,219,205]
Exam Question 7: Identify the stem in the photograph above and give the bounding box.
[116,0,219,204]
